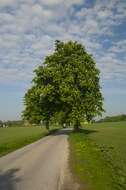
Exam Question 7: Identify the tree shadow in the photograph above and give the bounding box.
[0,168,21,190]
[49,128,98,136]
[47,128,72,136]
[71,128,98,135]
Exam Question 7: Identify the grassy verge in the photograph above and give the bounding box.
[69,121,126,190]
[0,126,56,157]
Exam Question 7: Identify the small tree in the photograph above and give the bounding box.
[0,120,3,127]
[23,41,104,130]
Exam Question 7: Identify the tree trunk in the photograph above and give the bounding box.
[74,120,80,131]
[45,121,50,130]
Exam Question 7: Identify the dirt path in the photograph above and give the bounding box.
[0,129,77,190]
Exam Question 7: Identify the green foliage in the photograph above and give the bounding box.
[69,121,126,190]
[23,41,104,129]
[0,120,3,127]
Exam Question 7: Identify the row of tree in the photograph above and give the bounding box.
[23,41,104,130]
[0,120,3,127]
[0,120,24,127]
[97,114,126,123]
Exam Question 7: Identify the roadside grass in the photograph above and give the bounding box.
[69,121,126,190]
[0,126,49,157]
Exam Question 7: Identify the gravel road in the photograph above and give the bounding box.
[0,129,71,190]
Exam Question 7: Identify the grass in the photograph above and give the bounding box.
[69,121,126,190]
[0,126,49,157]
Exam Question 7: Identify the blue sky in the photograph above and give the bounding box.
[0,0,126,121]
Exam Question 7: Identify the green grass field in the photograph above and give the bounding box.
[69,121,126,190]
[0,126,48,157]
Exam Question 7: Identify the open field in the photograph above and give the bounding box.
[0,127,48,157]
[69,121,126,190]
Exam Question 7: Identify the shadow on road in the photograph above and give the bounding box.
[50,128,98,136]
[72,128,98,135]
[50,128,74,136]
[0,168,21,190]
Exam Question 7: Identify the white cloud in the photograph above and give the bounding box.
[0,34,21,48]
[39,0,83,6]
[0,0,16,7]
[0,0,126,86]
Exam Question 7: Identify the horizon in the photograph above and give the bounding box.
[0,0,126,120]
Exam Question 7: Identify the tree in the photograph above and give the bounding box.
[0,120,3,127]
[23,41,104,130]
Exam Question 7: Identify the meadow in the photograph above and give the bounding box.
[69,121,126,190]
[1,121,126,190]
[0,126,48,157]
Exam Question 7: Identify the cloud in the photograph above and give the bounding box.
[39,0,83,6]
[0,0,17,7]
[0,0,126,87]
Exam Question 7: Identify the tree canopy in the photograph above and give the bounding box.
[23,41,104,130]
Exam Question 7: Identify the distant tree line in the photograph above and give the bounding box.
[0,120,3,127]
[0,120,24,127]
[97,114,126,123]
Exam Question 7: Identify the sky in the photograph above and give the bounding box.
[0,0,126,121]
